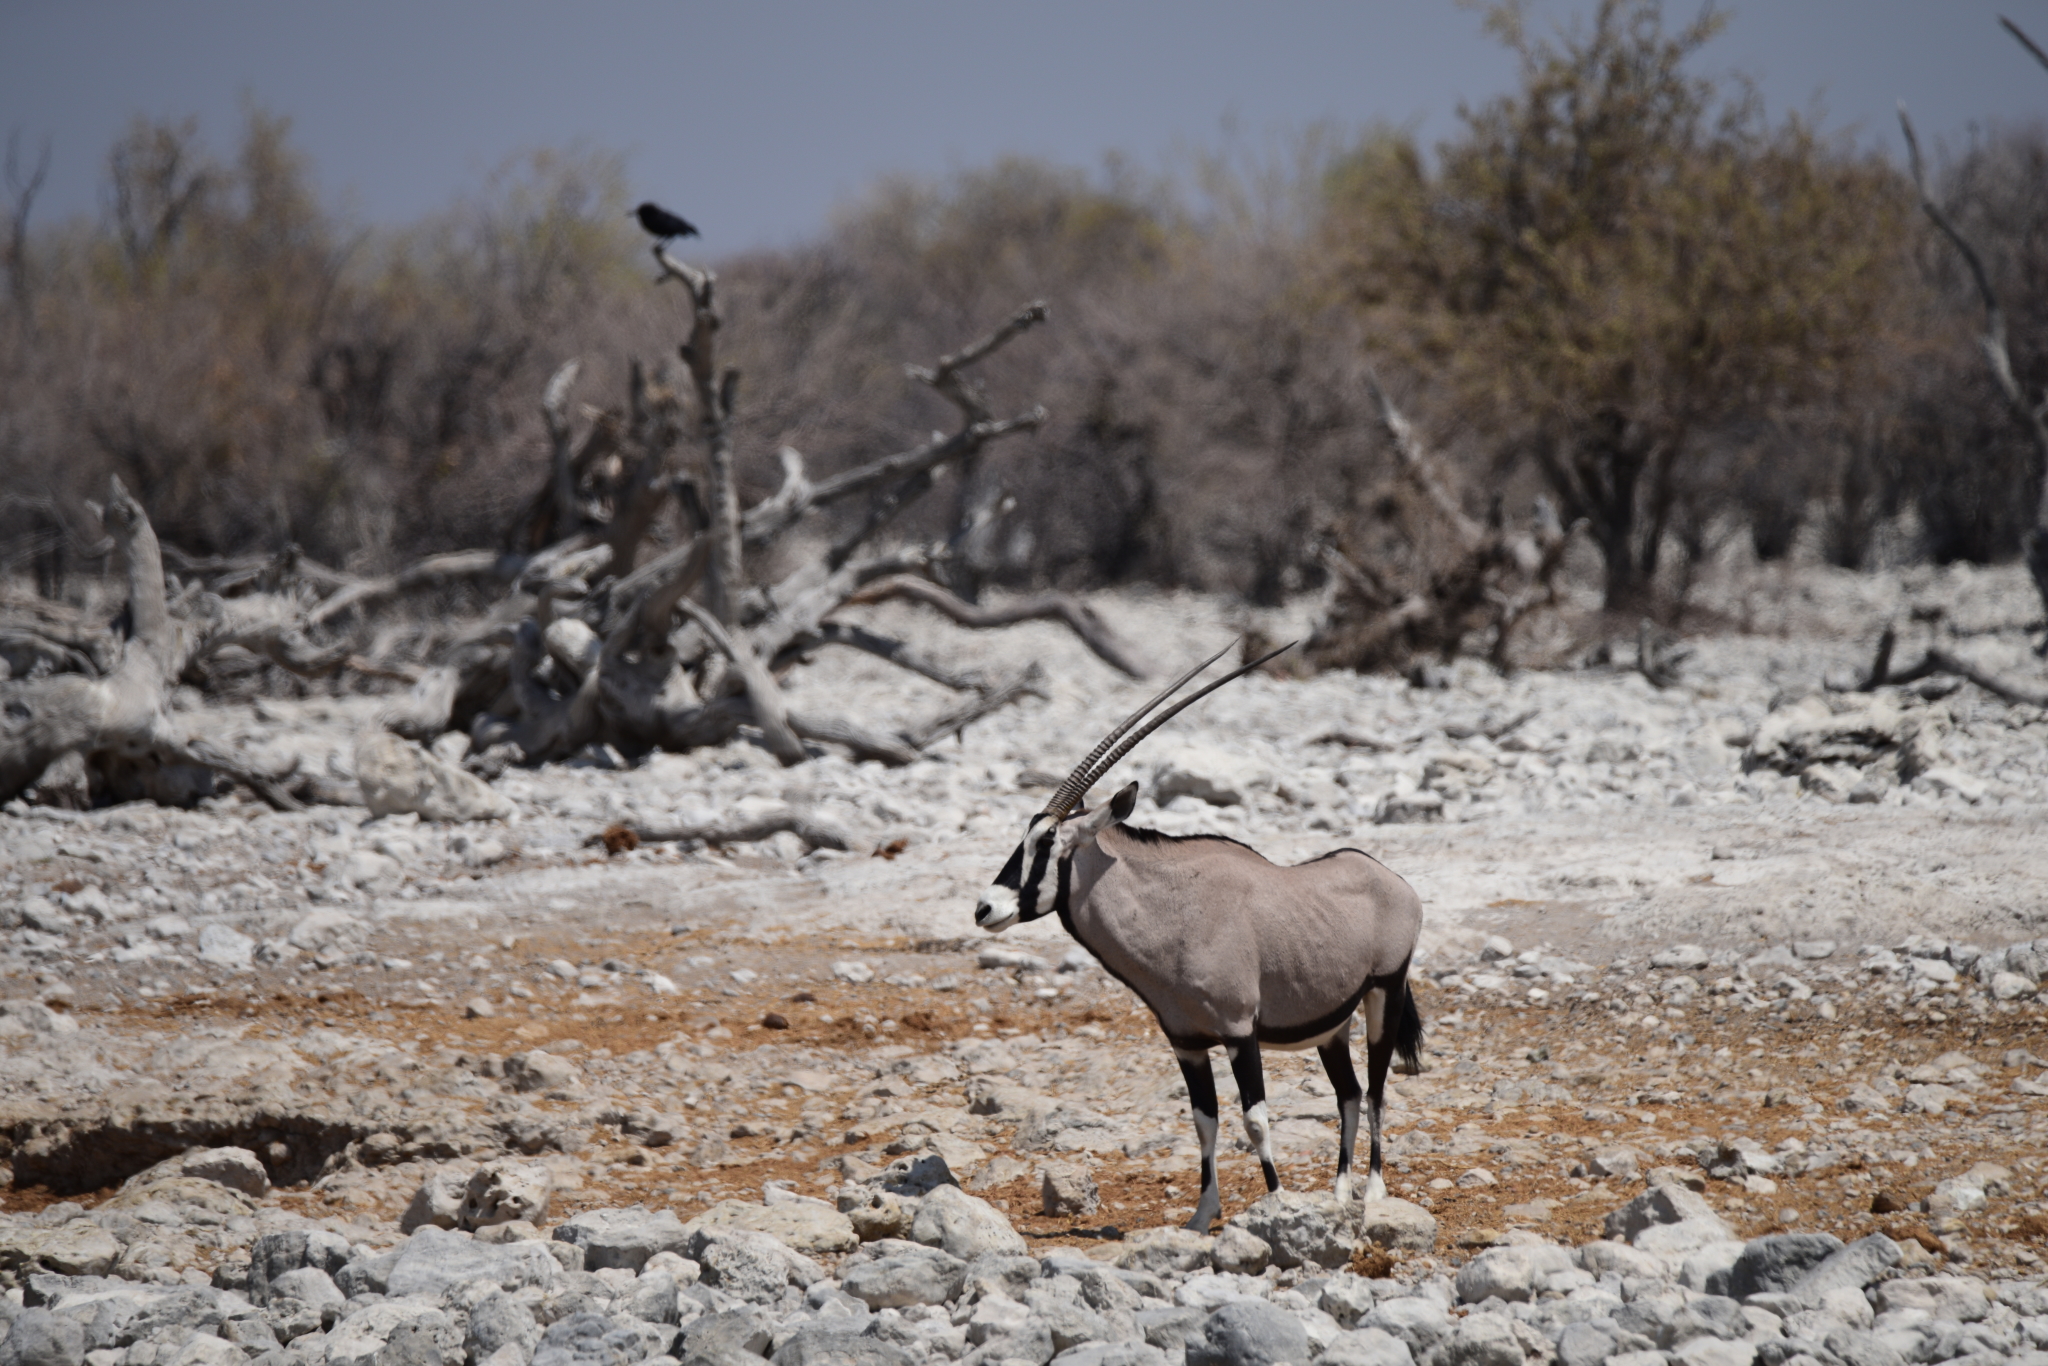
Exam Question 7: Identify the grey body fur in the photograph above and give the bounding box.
[1065,827,1420,1045]
[974,639,1424,1231]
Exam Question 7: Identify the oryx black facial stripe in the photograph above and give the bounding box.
[1017,839,1054,921]
[993,844,1024,890]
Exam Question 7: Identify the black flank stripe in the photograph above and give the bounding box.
[1255,976,1376,1046]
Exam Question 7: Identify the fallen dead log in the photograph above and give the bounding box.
[1635,619,1694,690]
[785,712,919,767]
[1924,647,2048,708]
[602,805,852,852]
[674,597,806,766]
[306,549,520,628]
[0,626,101,679]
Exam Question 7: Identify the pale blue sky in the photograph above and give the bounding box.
[3,2,2044,249]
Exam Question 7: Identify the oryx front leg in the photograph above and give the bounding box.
[1226,1039,1279,1194]
[1175,1050,1223,1234]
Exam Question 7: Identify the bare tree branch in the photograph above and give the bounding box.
[0,628,99,678]
[745,547,936,664]
[306,549,517,627]
[2002,15,2048,73]
[542,358,583,542]
[673,596,806,766]
[906,300,1049,423]
[772,621,988,693]
[1926,646,2048,707]
[845,573,1152,678]
[1899,101,2048,630]
[1,477,305,809]
[614,536,712,640]
[905,663,1047,749]
[1365,370,1489,553]
[741,418,1028,549]
[739,446,812,543]
[784,711,918,767]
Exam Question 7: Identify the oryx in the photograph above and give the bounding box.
[974,642,1423,1232]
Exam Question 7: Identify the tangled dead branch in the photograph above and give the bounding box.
[1306,373,1582,675]
[0,477,322,811]
[2,250,1148,813]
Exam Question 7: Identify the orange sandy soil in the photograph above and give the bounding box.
[12,918,2046,1278]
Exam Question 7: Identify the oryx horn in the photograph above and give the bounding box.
[1043,639,1295,819]
[1041,640,1236,819]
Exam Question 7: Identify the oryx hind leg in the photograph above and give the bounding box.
[1174,1048,1223,1234]
[1358,971,1415,1203]
[1225,1038,1280,1194]
[1316,1019,1363,1204]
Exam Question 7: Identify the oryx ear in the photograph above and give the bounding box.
[1108,780,1139,823]
[1068,780,1138,845]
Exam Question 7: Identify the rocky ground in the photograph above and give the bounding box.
[3,556,2048,1365]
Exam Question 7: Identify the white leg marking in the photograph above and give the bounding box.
[1193,1108,1219,1154]
[1335,1172,1353,1203]
[1242,1099,1270,1144]
[1363,1171,1387,1202]
[1244,1099,1277,1173]
[1363,987,1388,1045]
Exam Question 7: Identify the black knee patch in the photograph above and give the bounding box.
[1179,1055,1220,1120]
[1225,1038,1266,1111]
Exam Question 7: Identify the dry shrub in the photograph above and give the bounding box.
[3,68,2042,647]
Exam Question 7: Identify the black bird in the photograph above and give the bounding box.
[632,202,699,243]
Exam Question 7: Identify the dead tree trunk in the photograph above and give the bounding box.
[429,270,1120,773]
[1900,92,2048,644]
[656,247,743,623]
